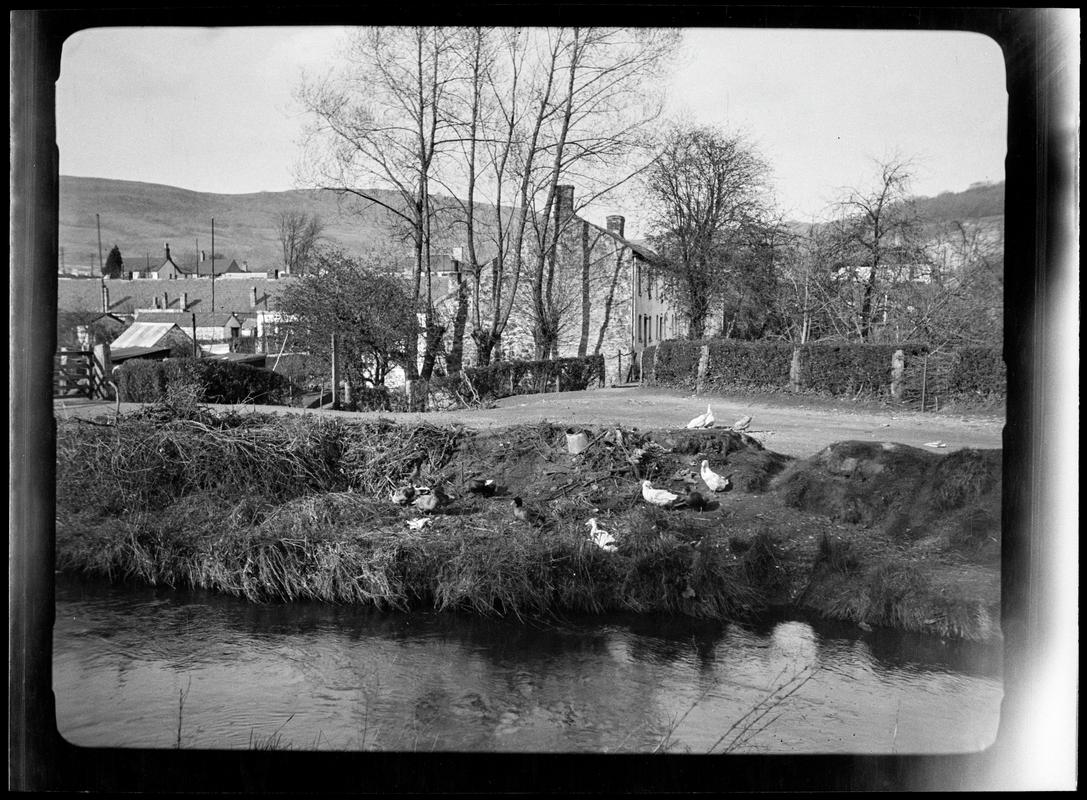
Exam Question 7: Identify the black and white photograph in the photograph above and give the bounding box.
[10,6,1078,793]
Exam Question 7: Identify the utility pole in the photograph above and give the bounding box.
[211,217,216,312]
[96,213,104,284]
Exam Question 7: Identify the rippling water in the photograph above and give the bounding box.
[53,573,1002,753]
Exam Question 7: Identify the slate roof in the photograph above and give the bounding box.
[134,310,242,328]
[59,276,285,315]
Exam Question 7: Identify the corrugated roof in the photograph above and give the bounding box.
[110,345,173,362]
[111,322,188,349]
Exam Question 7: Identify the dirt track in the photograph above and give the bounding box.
[54,386,1004,459]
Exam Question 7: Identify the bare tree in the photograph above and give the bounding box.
[824,157,932,341]
[646,124,772,339]
[276,210,324,275]
[298,26,461,409]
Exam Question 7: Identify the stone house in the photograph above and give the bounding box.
[447,185,682,385]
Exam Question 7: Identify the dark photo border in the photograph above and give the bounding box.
[10,5,1079,792]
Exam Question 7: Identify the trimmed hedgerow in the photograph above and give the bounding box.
[949,347,1005,397]
[704,340,794,391]
[431,354,605,405]
[800,344,901,396]
[115,359,169,403]
[652,339,702,389]
[117,357,290,405]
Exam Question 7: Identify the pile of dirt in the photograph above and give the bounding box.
[770,440,1001,563]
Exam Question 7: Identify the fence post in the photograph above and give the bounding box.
[330,333,340,410]
[695,344,710,395]
[789,347,803,393]
[920,355,928,412]
[92,341,113,400]
[890,349,905,402]
[617,352,622,386]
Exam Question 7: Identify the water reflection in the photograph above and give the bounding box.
[53,573,1002,754]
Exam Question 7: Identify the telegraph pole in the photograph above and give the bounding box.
[96,213,104,285]
[211,217,216,312]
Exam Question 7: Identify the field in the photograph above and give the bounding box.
[54,387,1003,641]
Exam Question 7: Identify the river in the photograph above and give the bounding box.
[53,572,1002,754]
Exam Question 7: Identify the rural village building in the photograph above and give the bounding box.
[108,321,199,358]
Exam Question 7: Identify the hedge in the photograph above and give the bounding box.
[948,347,1006,396]
[641,338,999,401]
[430,354,605,405]
[705,340,794,391]
[117,357,290,405]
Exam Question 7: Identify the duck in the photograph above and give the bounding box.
[700,460,733,493]
[412,492,444,514]
[673,487,710,512]
[406,517,433,531]
[586,517,617,552]
[467,477,497,497]
[731,414,752,432]
[391,485,417,506]
[686,404,715,429]
[512,497,549,528]
[641,479,680,508]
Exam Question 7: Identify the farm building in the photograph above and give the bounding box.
[109,321,199,358]
[132,310,245,343]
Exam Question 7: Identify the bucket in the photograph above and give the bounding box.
[565,428,590,455]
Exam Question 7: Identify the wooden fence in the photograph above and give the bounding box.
[53,347,113,400]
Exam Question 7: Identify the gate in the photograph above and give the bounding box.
[53,349,107,399]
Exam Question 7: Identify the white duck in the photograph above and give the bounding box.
[641,479,680,507]
[700,460,733,493]
[586,518,617,552]
[406,517,433,531]
[731,414,752,432]
[686,404,716,429]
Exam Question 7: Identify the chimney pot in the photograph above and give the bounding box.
[556,185,575,224]
[606,215,626,238]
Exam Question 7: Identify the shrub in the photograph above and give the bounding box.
[117,357,290,405]
[431,355,605,406]
[116,359,168,402]
[640,344,658,383]
[949,347,1005,397]
[704,340,793,390]
[652,339,702,388]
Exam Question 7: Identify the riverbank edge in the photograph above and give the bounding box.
[54,409,1002,643]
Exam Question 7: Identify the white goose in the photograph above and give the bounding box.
[686,404,715,429]
[641,479,680,507]
[700,460,733,493]
[586,518,617,552]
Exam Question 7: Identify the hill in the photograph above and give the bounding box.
[59,175,1005,276]
[58,176,485,276]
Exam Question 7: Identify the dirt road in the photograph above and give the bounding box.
[54,386,1004,458]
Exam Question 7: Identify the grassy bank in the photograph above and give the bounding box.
[55,404,1001,640]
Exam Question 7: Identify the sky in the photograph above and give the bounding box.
[56,26,1008,232]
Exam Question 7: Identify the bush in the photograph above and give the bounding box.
[652,340,702,389]
[704,340,793,390]
[801,344,900,396]
[431,355,605,406]
[949,347,1005,397]
[117,357,290,405]
[115,359,168,403]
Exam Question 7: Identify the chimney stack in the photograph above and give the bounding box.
[164,242,171,260]
[181,291,188,311]
[163,292,170,309]
[606,215,626,238]
[250,286,258,309]
[101,284,110,314]
[555,184,575,225]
